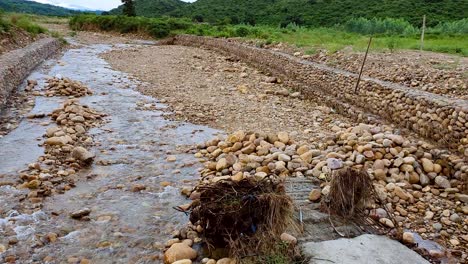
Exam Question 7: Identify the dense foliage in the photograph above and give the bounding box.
[121,0,136,17]
[10,14,47,35]
[0,10,11,33]
[0,11,48,36]
[109,0,186,18]
[0,0,80,16]
[69,15,192,38]
[111,0,467,28]
[69,15,468,56]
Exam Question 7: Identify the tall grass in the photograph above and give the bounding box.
[69,14,468,56]
[69,15,192,38]
[0,9,11,33]
[10,14,47,35]
[342,17,418,35]
[428,18,468,34]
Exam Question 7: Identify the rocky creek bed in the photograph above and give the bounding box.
[0,32,466,264]
[0,39,220,263]
[101,38,467,263]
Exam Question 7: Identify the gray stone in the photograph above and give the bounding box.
[301,234,429,264]
[433,223,442,231]
[326,158,343,170]
[455,193,468,204]
[435,176,451,189]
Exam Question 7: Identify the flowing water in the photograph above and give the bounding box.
[0,40,221,263]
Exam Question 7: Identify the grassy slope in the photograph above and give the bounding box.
[259,27,468,55]
[2,13,48,36]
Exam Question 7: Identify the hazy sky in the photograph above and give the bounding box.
[30,0,194,11]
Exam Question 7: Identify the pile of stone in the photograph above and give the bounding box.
[195,130,315,182]
[44,77,92,97]
[319,124,467,257]
[167,127,467,262]
[18,99,105,210]
[162,131,303,264]
[173,35,468,157]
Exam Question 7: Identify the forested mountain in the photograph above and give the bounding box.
[0,0,103,16]
[109,0,187,17]
[0,0,78,16]
[112,0,467,27]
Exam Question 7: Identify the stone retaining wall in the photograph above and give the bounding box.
[172,35,468,155]
[0,38,61,109]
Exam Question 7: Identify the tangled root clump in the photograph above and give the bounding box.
[189,178,298,260]
[325,167,373,219]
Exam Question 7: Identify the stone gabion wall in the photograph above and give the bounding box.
[0,38,61,109]
[173,35,468,155]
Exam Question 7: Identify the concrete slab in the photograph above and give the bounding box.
[301,234,429,264]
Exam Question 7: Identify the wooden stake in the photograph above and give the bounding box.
[420,15,426,51]
[354,36,372,93]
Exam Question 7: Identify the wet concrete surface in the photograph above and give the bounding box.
[0,40,221,263]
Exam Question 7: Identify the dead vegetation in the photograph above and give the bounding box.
[324,168,373,219]
[189,177,299,261]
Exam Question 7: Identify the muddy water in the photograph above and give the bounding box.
[0,41,221,263]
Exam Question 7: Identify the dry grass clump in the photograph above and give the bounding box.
[189,177,298,260]
[324,167,373,219]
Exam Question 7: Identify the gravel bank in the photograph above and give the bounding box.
[171,35,468,155]
[102,45,353,143]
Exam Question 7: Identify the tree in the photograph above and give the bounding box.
[121,0,136,17]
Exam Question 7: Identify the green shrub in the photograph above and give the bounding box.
[235,26,250,37]
[385,37,399,53]
[10,15,46,35]
[343,17,418,35]
[0,10,11,33]
[149,22,170,38]
[428,18,468,34]
[67,14,467,56]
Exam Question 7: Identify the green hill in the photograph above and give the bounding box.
[109,0,187,17]
[112,0,467,27]
[0,0,79,16]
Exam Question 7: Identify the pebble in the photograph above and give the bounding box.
[280,233,297,245]
[167,155,177,162]
[172,259,192,264]
[70,208,91,219]
[379,218,395,228]
[402,232,415,244]
[424,211,434,220]
[449,213,461,223]
[449,239,460,246]
[326,158,343,170]
[433,223,442,231]
[308,189,321,202]
[164,242,197,263]
[71,146,95,163]
[216,258,236,264]
[435,176,451,189]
